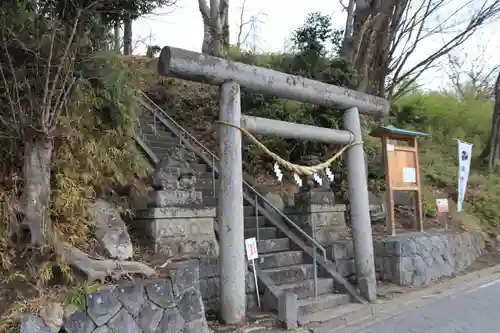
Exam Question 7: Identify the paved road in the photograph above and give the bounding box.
[337,277,500,333]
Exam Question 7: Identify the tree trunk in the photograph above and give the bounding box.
[198,0,227,57]
[21,135,54,246]
[484,70,500,171]
[123,14,132,55]
[340,0,355,57]
[202,22,213,54]
[113,20,121,54]
[221,2,230,49]
[347,0,403,97]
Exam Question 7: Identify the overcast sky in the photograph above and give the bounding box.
[132,0,500,90]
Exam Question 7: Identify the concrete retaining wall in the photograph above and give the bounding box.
[374,230,486,286]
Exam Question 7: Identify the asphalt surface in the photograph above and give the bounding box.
[337,277,500,333]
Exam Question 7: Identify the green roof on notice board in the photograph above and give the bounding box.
[369,125,430,139]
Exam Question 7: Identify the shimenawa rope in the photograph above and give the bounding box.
[217,121,363,176]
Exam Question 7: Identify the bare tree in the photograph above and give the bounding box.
[341,0,500,99]
[123,14,133,55]
[113,20,121,53]
[339,0,355,57]
[235,0,266,51]
[198,0,229,56]
[484,70,500,170]
[446,47,499,99]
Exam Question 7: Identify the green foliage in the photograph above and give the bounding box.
[63,282,104,310]
[0,49,149,285]
[221,14,356,173]
[146,45,161,58]
[393,92,499,231]
[37,0,173,23]
[292,12,344,58]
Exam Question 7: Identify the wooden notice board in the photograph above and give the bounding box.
[370,125,430,236]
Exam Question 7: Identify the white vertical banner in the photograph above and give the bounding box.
[457,140,473,213]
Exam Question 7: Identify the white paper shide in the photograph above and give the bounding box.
[457,140,473,213]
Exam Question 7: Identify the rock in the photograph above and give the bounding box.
[63,311,96,333]
[86,289,122,326]
[20,314,52,333]
[176,288,204,322]
[106,308,142,333]
[92,326,114,333]
[263,192,285,223]
[152,147,196,191]
[63,304,79,319]
[169,261,198,297]
[157,308,185,333]
[114,282,146,317]
[145,280,175,309]
[137,301,164,333]
[91,199,133,260]
[182,318,209,333]
[39,302,64,333]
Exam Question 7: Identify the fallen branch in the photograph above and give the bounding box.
[56,243,156,283]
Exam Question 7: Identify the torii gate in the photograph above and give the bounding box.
[157,46,390,324]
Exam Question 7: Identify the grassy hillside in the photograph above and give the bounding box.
[393,92,497,233]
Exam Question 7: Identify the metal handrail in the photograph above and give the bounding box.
[139,92,327,261]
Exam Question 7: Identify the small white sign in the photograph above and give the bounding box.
[403,167,416,183]
[436,198,449,213]
[245,237,259,261]
[387,144,395,152]
[245,237,261,308]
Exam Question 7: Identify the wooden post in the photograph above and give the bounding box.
[414,138,424,232]
[382,137,396,236]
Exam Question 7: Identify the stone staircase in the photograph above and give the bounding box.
[134,99,362,326]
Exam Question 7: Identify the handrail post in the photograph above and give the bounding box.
[211,156,216,196]
[153,113,157,135]
[313,243,318,298]
[255,192,259,241]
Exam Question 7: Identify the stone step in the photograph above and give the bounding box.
[257,250,303,269]
[277,278,334,299]
[194,176,216,188]
[244,216,270,229]
[244,227,277,240]
[257,238,290,254]
[297,293,351,319]
[243,205,263,217]
[150,162,208,173]
[147,142,186,151]
[262,264,314,285]
[148,145,198,161]
[298,302,369,328]
[139,127,175,139]
[193,171,218,180]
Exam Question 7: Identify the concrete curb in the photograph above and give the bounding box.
[316,264,500,332]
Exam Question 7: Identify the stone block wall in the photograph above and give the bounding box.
[197,257,258,313]
[374,230,486,286]
[288,193,348,247]
[326,240,356,278]
[134,207,218,258]
[20,261,209,333]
